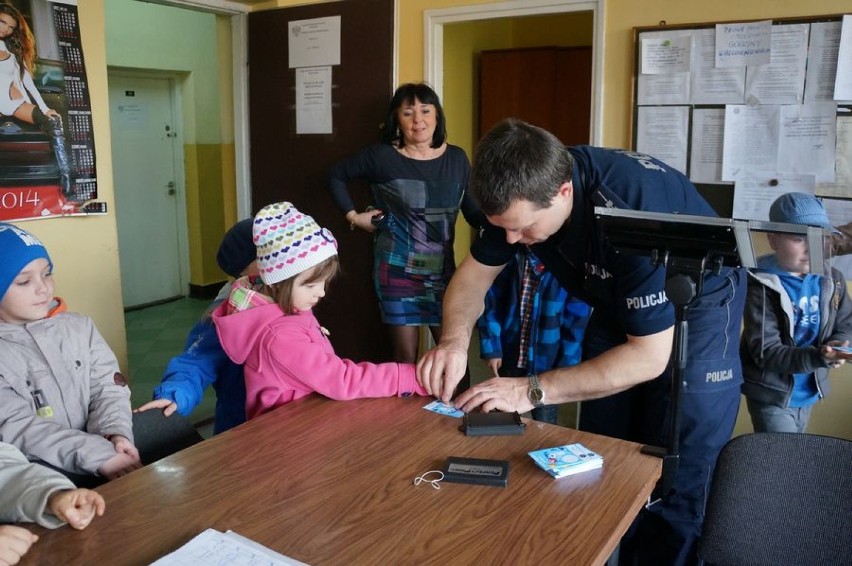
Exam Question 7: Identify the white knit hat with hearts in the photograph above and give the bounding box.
[253,202,338,285]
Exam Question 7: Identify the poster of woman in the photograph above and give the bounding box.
[0,0,97,221]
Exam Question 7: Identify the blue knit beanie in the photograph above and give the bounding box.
[0,223,53,302]
[216,218,256,278]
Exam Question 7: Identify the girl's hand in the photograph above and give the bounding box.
[135,398,178,417]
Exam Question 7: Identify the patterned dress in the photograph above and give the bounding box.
[328,143,479,325]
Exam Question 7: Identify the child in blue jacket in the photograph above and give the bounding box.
[477,247,590,423]
[135,220,254,433]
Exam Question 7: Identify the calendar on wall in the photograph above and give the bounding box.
[0,0,103,222]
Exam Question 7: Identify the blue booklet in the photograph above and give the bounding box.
[528,443,603,478]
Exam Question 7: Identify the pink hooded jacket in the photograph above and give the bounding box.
[212,299,425,420]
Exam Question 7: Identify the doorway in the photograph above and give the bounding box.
[108,71,188,308]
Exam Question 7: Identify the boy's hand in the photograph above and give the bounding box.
[821,341,851,367]
[485,358,502,377]
[48,489,105,530]
[0,525,38,566]
[98,436,142,480]
[135,398,178,417]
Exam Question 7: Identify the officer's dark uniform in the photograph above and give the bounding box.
[472,146,746,565]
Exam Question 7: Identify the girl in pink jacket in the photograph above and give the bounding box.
[213,202,426,420]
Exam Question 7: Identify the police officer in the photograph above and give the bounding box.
[417,119,746,565]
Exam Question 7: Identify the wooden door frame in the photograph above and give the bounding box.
[108,67,191,298]
[424,0,605,146]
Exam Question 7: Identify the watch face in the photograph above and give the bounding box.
[529,388,544,404]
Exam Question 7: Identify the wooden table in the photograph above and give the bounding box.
[23,395,661,565]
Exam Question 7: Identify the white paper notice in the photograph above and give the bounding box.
[745,24,809,105]
[641,35,692,74]
[835,15,852,101]
[636,106,689,174]
[805,21,843,102]
[288,16,341,68]
[732,172,816,221]
[691,28,746,104]
[817,115,852,199]
[722,104,780,182]
[778,102,837,183]
[637,30,690,105]
[690,108,726,184]
[296,66,332,134]
[715,20,772,68]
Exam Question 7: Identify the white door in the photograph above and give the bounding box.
[108,73,185,308]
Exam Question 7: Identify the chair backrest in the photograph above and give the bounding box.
[698,432,852,566]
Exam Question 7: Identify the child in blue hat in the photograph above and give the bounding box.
[741,193,852,433]
[0,223,141,484]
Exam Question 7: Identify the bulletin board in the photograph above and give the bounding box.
[631,14,852,227]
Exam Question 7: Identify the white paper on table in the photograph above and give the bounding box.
[745,24,809,105]
[778,102,837,183]
[150,528,309,566]
[690,108,726,184]
[635,106,689,174]
[691,28,745,105]
[722,104,780,182]
[732,172,816,221]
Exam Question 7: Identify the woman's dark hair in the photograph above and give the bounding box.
[472,118,574,215]
[0,3,36,80]
[380,83,447,148]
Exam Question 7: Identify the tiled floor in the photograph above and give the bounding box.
[124,298,216,425]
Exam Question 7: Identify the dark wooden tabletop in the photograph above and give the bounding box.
[23,395,661,566]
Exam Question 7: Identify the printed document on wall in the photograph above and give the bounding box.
[817,115,852,199]
[722,105,780,181]
[637,30,690,105]
[289,16,341,68]
[296,66,332,134]
[715,20,771,68]
[732,172,816,221]
[805,21,843,102]
[691,28,746,104]
[744,24,809,105]
[636,106,689,174]
[690,108,725,183]
[834,15,852,101]
[777,103,837,183]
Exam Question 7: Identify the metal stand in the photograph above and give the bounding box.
[642,252,722,500]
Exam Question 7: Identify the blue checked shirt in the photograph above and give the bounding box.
[477,250,591,374]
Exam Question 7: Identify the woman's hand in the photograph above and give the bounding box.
[345,209,383,233]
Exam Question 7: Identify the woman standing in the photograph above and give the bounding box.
[328,83,480,364]
[0,3,71,196]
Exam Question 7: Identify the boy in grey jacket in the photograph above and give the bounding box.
[741,193,852,433]
[0,441,105,564]
[0,223,141,484]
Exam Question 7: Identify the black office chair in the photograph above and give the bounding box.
[698,432,852,566]
[132,409,204,465]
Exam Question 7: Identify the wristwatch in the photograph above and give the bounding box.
[528,374,545,408]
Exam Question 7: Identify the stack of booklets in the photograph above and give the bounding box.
[528,443,604,478]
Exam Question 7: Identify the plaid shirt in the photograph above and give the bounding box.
[477,250,590,374]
